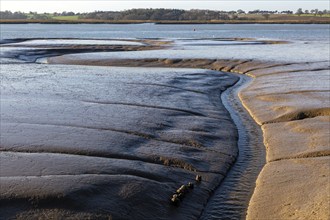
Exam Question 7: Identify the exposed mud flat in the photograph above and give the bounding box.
[0,63,240,219]
[1,36,329,219]
[47,56,330,219]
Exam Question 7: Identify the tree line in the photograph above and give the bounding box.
[1,8,329,20]
[77,8,328,20]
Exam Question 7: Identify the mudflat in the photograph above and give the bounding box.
[1,36,329,219]
[0,63,239,219]
[49,55,330,219]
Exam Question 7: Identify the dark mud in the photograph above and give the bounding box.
[0,38,268,219]
[0,63,239,219]
[0,47,159,62]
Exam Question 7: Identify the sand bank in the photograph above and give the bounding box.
[47,56,330,219]
[239,62,330,220]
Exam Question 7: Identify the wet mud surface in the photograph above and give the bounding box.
[1,37,329,219]
[0,62,240,219]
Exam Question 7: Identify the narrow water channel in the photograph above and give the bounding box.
[200,74,266,220]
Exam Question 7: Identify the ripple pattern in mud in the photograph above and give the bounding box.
[0,64,239,219]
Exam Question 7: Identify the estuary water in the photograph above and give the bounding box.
[2,23,329,63]
[1,23,329,41]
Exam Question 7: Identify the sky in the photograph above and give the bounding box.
[1,0,329,13]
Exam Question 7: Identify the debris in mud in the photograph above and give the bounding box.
[170,182,195,206]
[176,185,188,194]
[171,194,180,206]
[195,175,202,182]
[187,182,194,189]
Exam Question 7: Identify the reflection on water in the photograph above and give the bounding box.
[174,39,262,46]
[38,41,327,63]
[4,39,144,46]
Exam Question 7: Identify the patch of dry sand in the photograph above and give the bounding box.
[246,157,330,220]
[263,116,330,162]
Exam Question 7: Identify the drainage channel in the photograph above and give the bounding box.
[200,73,266,220]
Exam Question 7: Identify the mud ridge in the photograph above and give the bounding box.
[81,100,207,117]
[265,107,330,124]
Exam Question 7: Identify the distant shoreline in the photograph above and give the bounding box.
[1,19,329,24]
